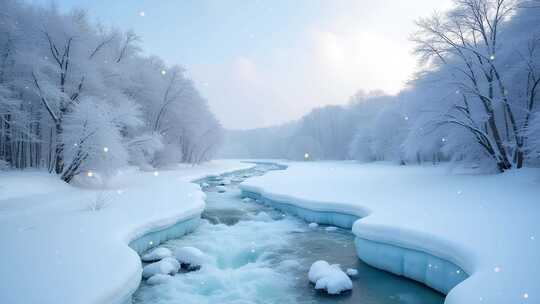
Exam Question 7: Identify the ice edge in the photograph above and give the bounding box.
[240,188,468,298]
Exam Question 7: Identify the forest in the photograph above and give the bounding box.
[221,0,540,172]
[0,0,223,182]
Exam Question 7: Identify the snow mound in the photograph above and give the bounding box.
[141,247,173,262]
[142,257,180,279]
[175,246,214,270]
[308,222,319,229]
[308,260,352,294]
[146,274,172,285]
[346,268,358,276]
[216,186,227,193]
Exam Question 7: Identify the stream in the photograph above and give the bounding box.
[133,164,444,304]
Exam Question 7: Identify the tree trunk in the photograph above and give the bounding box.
[54,122,64,174]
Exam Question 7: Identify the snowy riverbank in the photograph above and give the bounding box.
[240,161,540,304]
[0,160,253,304]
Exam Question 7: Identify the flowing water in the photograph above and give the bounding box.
[133,164,444,304]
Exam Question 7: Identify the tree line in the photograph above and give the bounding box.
[220,0,540,172]
[0,0,223,182]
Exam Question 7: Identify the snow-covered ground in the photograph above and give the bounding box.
[240,161,540,304]
[0,160,253,304]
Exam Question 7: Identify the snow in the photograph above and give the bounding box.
[146,274,172,285]
[325,226,338,232]
[308,222,318,229]
[141,247,173,262]
[142,257,180,278]
[308,260,353,294]
[216,185,227,193]
[0,160,253,304]
[240,161,540,304]
[174,246,215,269]
[346,268,358,276]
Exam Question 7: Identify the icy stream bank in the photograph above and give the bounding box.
[241,188,467,296]
[239,162,540,304]
[133,164,444,304]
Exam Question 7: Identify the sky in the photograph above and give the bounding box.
[30,0,452,129]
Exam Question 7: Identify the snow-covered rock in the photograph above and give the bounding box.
[146,274,172,285]
[141,247,173,262]
[308,260,352,294]
[308,222,318,229]
[142,257,180,278]
[346,268,358,276]
[175,246,214,270]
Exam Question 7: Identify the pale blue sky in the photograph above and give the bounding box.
[29,0,451,129]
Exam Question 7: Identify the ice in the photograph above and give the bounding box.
[308,260,352,294]
[201,182,210,188]
[175,246,214,269]
[141,247,173,262]
[354,237,467,294]
[308,222,318,228]
[346,268,358,276]
[242,197,252,202]
[325,226,337,232]
[142,257,180,278]
[241,190,359,228]
[146,274,172,285]
[216,186,227,193]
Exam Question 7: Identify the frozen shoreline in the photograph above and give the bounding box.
[240,161,540,304]
[241,188,466,295]
[0,160,253,304]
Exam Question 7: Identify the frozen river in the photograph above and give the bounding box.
[133,164,444,304]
